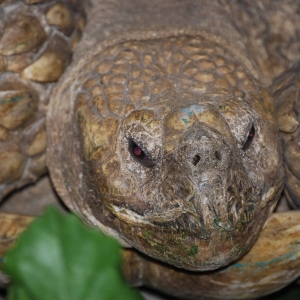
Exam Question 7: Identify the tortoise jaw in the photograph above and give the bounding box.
[97,169,265,271]
[109,201,269,271]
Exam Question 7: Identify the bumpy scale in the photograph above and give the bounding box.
[0,0,86,198]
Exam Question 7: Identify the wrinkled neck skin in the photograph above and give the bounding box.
[47,0,284,271]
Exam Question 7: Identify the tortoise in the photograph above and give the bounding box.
[1,0,300,299]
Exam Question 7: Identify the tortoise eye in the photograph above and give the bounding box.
[242,126,255,151]
[128,138,155,167]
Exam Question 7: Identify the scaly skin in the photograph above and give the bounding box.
[47,0,286,271]
[70,36,283,271]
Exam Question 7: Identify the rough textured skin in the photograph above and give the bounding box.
[223,0,300,87]
[270,62,300,209]
[47,0,287,271]
[69,37,283,271]
[0,0,86,199]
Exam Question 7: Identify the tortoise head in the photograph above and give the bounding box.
[48,36,284,270]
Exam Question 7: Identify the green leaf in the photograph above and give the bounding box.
[4,207,143,300]
[7,283,32,300]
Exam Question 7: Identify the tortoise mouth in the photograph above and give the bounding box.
[95,192,271,271]
[103,186,255,237]
[104,197,205,235]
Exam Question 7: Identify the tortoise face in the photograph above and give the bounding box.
[74,36,284,270]
[116,105,255,236]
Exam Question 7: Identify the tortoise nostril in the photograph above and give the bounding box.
[215,151,222,161]
[193,154,201,166]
